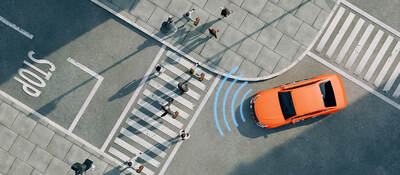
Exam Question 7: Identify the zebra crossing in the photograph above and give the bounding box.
[310,1,400,101]
[106,50,213,175]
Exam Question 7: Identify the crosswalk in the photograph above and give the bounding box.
[106,50,213,175]
[311,3,400,100]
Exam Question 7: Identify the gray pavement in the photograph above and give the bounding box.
[94,0,336,80]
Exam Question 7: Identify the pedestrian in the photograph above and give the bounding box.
[161,98,179,118]
[189,62,205,81]
[185,8,195,18]
[179,129,190,140]
[167,15,173,24]
[178,82,189,94]
[219,7,233,19]
[208,26,219,39]
[194,17,200,26]
[155,64,164,75]
[127,153,144,173]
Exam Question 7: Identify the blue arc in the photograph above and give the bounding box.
[232,81,248,124]
[214,67,238,136]
[240,89,253,123]
[223,74,242,129]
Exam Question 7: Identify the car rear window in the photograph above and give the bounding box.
[278,92,296,119]
[319,80,336,107]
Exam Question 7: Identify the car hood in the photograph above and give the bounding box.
[254,89,286,126]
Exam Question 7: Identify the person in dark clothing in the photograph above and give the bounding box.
[208,26,219,39]
[178,82,189,94]
[161,98,179,118]
[219,7,233,19]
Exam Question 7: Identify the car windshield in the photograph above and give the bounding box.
[278,91,296,119]
[319,80,336,107]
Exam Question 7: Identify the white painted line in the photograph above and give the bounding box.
[126,118,171,148]
[101,45,166,152]
[163,63,206,91]
[393,83,400,98]
[149,80,194,110]
[137,98,184,128]
[308,51,400,110]
[375,41,400,87]
[336,18,365,64]
[142,89,189,119]
[354,30,384,75]
[383,60,400,92]
[166,51,212,80]
[108,147,155,175]
[345,24,374,69]
[315,7,346,53]
[158,73,201,100]
[159,76,220,175]
[67,57,104,132]
[0,15,33,39]
[326,12,355,58]
[132,108,178,138]
[364,35,394,81]
[341,0,400,37]
[120,128,167,158]
[114,138,160,168]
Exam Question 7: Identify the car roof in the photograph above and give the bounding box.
[290,82,325,116]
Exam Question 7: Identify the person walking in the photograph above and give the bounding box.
[178,81,189,94]
[189,62,205,81]
[179,129,190,140]
[208,26,219,39]
[161,98,179,118]
[155,64,164,75]
[219,7,233,19]
[185,8,195,19]
[127,153,144,173]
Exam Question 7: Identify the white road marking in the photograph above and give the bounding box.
[364,35,394,81]
[336,18,365,64]
[108,147,154,175]
[126,118,171,148]
[142,89,189,119]
[137,98,183,128]
[120,128,167,158]
[114,138,160,168]
[166,51,211,80]
[316,7,346,53]
[148,80,194,110]
[158,73,201,100]
[308,51,400,110]
[394,83,400,98]
[326,12,355,58]
[67,58,104,132]
[158,76,220,175]
[101,45,166,152]
[162,62,206,91]
[354,30,384,75]
[383,61,400,92]
[0,15,33,39]
[132,108,178,138]
[345,24,374,69]
[375,41,400,87]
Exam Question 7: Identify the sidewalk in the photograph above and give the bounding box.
[0,96,136,175]
[92,0,335,81]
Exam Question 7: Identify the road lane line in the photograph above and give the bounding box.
[101,45,166,152]
[67,57,104,132]
[316,6,346,53]
[108,147,154,175]
[148,80,194,110]
[166,51,211,80]
[336,18,365,64]
[163,61,206,91]
[132,109,178,138]
[383,61,400,92]
[375,41,400,87]
[158,76,220,175]
[308,51,400,110]
[345,24,374,69]
[126,118,171,148]
[354,30,384,75]
[326,12,355,58]
[114,138,160,168]
[137,98,183,128]
[142,89,189,119]
[158,73,201,100]
[364,35,394,81]
[0,15,33,39]
[120,128,167,158]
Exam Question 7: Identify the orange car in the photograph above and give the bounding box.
[250,74,347,128]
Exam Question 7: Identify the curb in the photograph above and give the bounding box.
[90,0,311,82]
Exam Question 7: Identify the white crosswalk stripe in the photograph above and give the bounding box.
[316,7,346,52]
[326,12,355,58]
[336,18,365,64]
[107,50,213,174]
[364,36,394,81]
[345,24,375,69]
[375,41,400,87]
[354,30,384,75]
